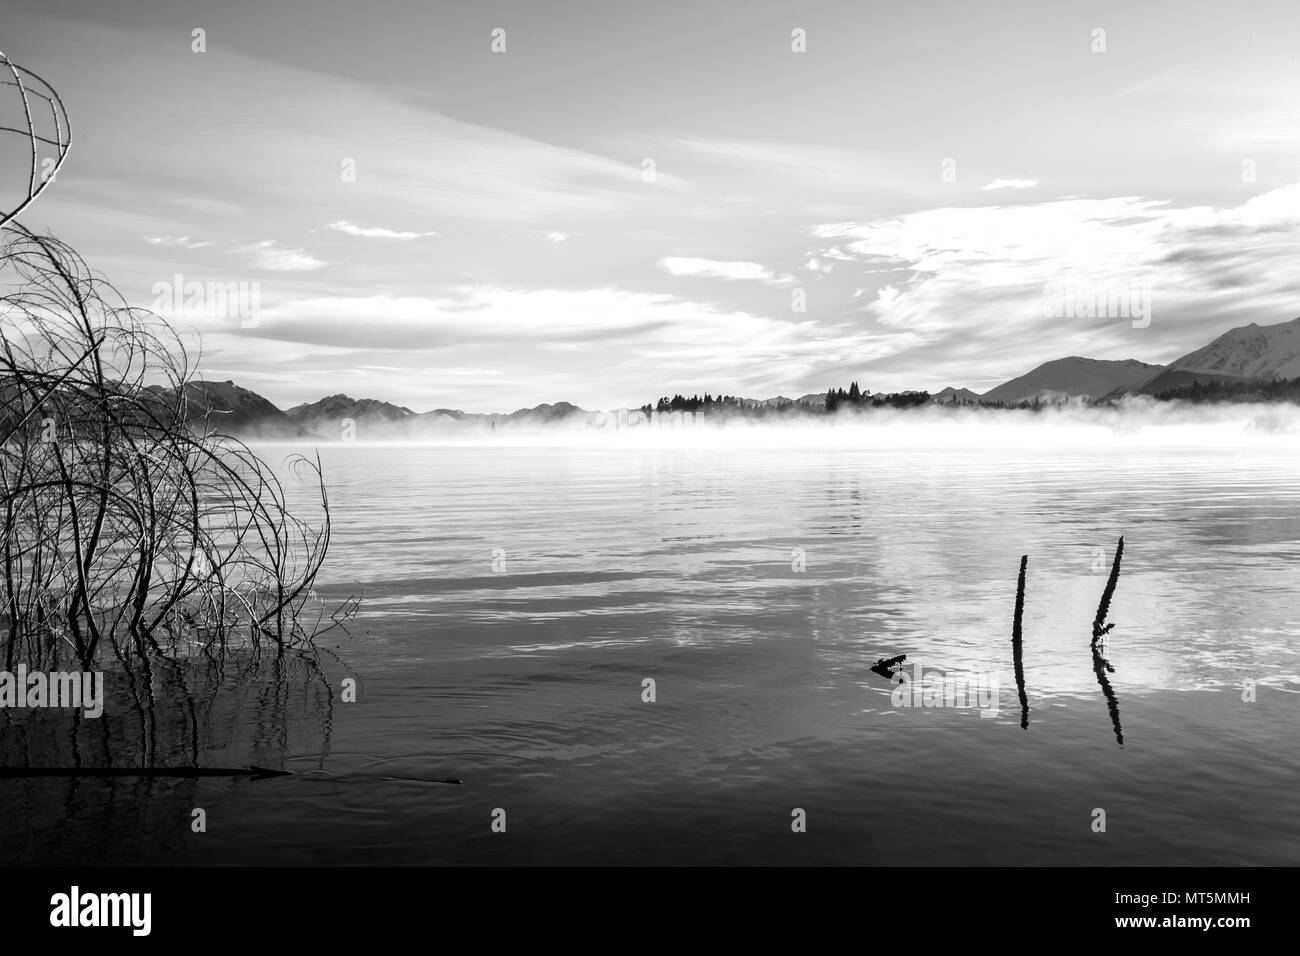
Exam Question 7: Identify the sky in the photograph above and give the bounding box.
[4,0,1300,412]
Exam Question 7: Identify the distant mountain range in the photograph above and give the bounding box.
[145,380,308,437]
[976,357,1163,406]
[930,386,983,405]
[287,394,416,437]
[932,315,1300,406]
[175,315,1300,438]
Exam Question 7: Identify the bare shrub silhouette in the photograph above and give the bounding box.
[0,224,346,667]
[0,51,70,229]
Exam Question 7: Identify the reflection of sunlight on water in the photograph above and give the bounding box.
[184,423,1300,863]
[12,419,1300,863]
[271,436,1300,711]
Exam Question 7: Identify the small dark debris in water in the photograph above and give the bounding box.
[871,654,907,681]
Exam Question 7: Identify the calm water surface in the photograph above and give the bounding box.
[4,444,1299,865]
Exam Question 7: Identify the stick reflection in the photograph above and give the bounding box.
[1011,554,1029,729]
[1091,537,1125,746]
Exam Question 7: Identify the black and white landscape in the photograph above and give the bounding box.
[0,1,1296,912]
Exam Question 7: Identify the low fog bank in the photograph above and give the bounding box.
[240,398,1300,450]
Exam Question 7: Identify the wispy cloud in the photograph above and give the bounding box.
[659,257,778,282]
[981,179,1039,191]
[245,286,911,386]
[660,137,910,194]
[145,235,212,249]
[327,220,438,240]
[239,240,325,272]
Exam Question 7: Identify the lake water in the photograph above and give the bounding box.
[4,438,1300,865]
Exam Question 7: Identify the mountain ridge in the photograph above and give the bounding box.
[980,357,1162,405]
[170,315,1300,435]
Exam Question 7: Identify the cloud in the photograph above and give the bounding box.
[239,240,324,272]
[660,137,911,195]
[811,183,1300,385]
[145,235,212,249]
[981,179,1039,191]
[243,286,913,376]
[28,11,693,252]
[429,367,504,377]
[545,232,569,243]
[658,257,779,282]
[327,220,438,240]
